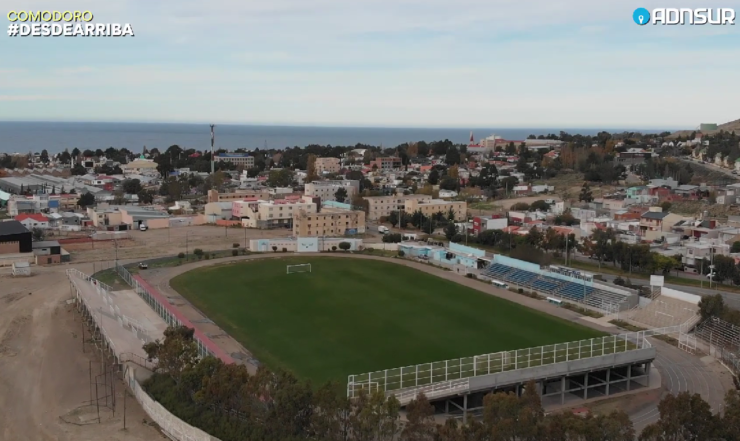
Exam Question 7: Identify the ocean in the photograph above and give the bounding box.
[0,122,665,155]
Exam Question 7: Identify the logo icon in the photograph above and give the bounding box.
[633,7,651,25]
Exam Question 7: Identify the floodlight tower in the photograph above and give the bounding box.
[210,124,215,174]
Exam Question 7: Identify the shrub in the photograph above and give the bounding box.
[398,250,405,257]
[193,248,204,256]
[614,277,625,286]
[338,242,351,251]
[518,288,524,294]
[332,246,337,251]
[232,250,239,256]
[178,252,184,259]
[272,246,278,252]
[205,254,210,260]
[282,247,287,253]
[233,243,240,248]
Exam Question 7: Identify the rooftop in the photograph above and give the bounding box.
[0,220,30,236]
[32,240,61,248]
[642,211,670,220]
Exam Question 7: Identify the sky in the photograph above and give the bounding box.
[0,0,738,128]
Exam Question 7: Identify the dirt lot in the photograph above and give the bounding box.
[0,266,163,441]
[64,225,297,264]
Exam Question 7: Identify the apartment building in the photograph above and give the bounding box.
[404,199,467,221]
[372,157,402,171]
[235,199,317,229]
[365,194,432,220]
[207,189,270,203]
[215,153,255,168]
[314,157,341,174]
[293,208,366,236]
[304,180,360,202]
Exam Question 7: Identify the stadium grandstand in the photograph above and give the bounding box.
[481,256,638,313]
[627,296,699,329]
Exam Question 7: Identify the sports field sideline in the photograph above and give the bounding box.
[170,257,604,385]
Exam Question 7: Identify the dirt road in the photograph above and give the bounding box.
[0,266,163,441]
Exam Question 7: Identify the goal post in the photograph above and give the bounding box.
[287,264,312,274]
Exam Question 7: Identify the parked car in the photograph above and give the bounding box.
[138,262,148,270]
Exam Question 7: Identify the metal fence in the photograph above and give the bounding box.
[347,332,648,398]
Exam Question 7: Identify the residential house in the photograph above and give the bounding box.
[15,213,49,230]
[639,207,685,241]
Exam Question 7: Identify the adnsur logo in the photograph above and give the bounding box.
[633,7,735,25]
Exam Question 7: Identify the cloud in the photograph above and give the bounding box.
[2,0,739,126]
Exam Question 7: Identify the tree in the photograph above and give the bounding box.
[335,188,348,203]
[143,326,199,384]
[439,176,458,191]
[732,241,740,253]
[40,149,49,163]
[660,201,672,212]
[32,228,45,241]
[305,154,319,183]
[511,202,530,211]
[122,178,143,194]
[382,233,403,243]
[138,189,155,204]
[402,393,435,441]
[698,294,725,321]
[444,147,461,165]
[71,147,80,162]
[427,169,439,185]
[579,182,594,202]
[639,392,719,441]
[530,199,551,211]
[388,211,399,227]
[71,164,87,175]
[444,223,457,240]
[338,241,351,251]
[268,169,294,187]
[77,192,95,207]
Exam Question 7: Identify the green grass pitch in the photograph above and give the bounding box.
[170,257,606,387]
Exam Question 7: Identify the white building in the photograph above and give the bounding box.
[304,180,360,202]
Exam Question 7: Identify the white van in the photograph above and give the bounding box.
[378,226,389,234]
[139,223,148,231]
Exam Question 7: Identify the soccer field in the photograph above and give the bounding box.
[170,257,605,385]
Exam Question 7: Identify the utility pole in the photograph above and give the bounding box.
[185,232,189,260]
[210,124,216,175]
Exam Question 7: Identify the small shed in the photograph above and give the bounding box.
[12,261,31,277]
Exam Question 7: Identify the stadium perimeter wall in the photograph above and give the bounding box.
[661,287,701,305]
[125,367,221,441]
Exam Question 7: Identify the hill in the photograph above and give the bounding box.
[668,117,740,139]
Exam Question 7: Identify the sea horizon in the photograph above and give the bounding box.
[0,121,677,155]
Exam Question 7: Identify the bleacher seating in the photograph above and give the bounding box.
[483,261,632,314]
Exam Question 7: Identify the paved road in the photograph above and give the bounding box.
[679,157,739,180]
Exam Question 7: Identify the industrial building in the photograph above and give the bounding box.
[0,220,33,254]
